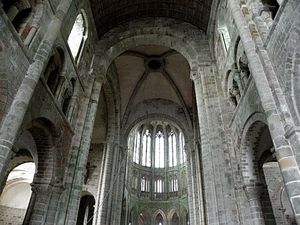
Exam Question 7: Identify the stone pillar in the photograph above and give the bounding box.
[244,185,265,225]
[94,142,115,225]
[111,146,127,225]
[64,78,103,225]
[233,69,244,91]
[190,67,219,225]
[228,0,300,223]
[191,64,240,225]
[0,0,72,184]
[25,183,63,225]
[185,146,197,225]
[105,144,119,225]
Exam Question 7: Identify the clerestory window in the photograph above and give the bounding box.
[67,11,88,63]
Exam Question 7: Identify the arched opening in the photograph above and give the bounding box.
[67,11,88,62]
[76,195,95,225]
[241,118,285,224]
[62,88,72,115]
[0,161,35,224]
[1,0,35,39]
[261,0,280,19]
[171,212,179,225]
[226,37,251,108]
[155,213,163,225]
[44,48,65,97]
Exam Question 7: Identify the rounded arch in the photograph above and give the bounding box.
[1,0,44,42]
[26,117,60,185]
[76,193,95,225]
[102,74,120,143]
[44,47,65,96]
[240,112,268,185]
[240,113,278,224]
[93,18,211,82]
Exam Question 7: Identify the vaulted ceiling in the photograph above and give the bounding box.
[89,0,213,37]
[112,45,192,118]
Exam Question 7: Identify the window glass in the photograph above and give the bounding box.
[67,12,87,61]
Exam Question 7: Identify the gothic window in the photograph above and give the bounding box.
[67,11,88,62]
[179,132,186,164]
[141,177,146,192]
[169,176,178,192]
[155,130,164,168]
[168,130,177,167]
[155,178,163,193]
[129,121,186,168]
[141,129,151,167]
[127,120,187,198]
[133,130,141,164]
[141,176,149,192]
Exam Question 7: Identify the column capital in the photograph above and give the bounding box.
[190,62,214,81]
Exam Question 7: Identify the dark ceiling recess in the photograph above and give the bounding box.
[89,0,213,37]
[148,59,162,71]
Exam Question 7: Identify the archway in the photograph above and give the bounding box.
[240,114,287,224]
[76,194,95,225]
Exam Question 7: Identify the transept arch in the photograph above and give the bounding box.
[93,18,211,82]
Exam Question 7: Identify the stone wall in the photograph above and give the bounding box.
[0,205,26,225]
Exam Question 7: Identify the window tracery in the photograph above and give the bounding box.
[128,120,187,198]
[155,129,164,168]
[131,121,186,168]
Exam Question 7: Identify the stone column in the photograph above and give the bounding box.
[244,185,265,225]
[111,146,127,225]
[64,78,103,225]
[25,183,63,225]
[233,69,244,91]
[191,64,239,225]
[185,146,197,225]
[190,67,219,225]
[94,142,115,225]
[0,0,72,184]
[228,0,300,223]
[105,144,119,225]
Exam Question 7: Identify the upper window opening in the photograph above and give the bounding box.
[2,0,36,40]
[67,11,88,62]
[130,120,186,169]
[218,26,231,52]
[141,128,151,167]
[262,0,280,19]
[155,130,164,168]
